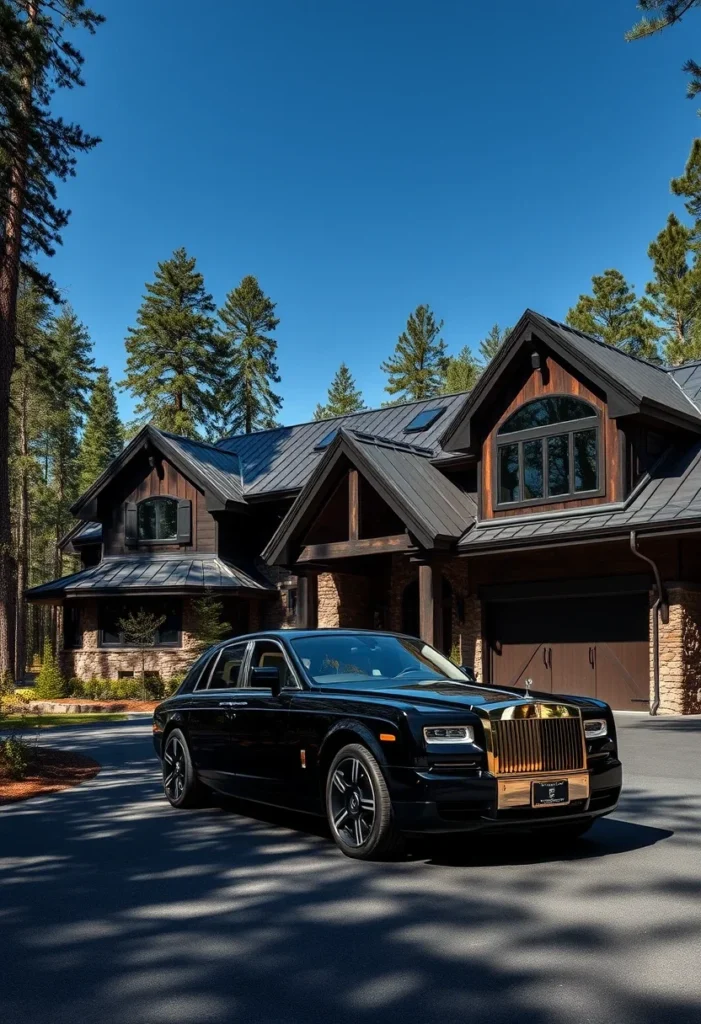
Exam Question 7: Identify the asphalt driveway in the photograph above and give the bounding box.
[1,714,700,1024]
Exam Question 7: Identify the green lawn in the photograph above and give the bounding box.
[0,713,128,729]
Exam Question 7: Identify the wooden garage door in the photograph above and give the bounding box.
[487,594,649,710]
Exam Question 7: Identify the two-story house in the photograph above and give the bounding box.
[28,309,701,714]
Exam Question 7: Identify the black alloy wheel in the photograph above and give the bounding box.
[325,742,403,860]
[162,728,207,809]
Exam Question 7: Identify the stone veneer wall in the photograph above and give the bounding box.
[317,573,372,628]
[60,599,201,681]
[655,584,701,715]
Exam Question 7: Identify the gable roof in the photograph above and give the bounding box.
[669,361,701,406]
[264,427,477,565]
[216,392,469,498]
[71,424,244,517]
[443,310,701,453]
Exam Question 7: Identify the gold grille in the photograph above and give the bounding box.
[491,717,585,775]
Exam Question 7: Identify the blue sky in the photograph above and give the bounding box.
[47,0,701,427]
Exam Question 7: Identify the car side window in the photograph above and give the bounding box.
[199,643,248,690]
[248,639,298,689]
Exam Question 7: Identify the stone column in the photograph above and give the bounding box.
[656,585,701,715]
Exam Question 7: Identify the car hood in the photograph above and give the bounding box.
[315,677,605,712]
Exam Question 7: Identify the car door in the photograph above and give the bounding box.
[185,640,251,795]
[230,638,300,804]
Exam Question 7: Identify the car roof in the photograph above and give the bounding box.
[211,628,415,650]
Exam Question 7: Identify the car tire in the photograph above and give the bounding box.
[161,728,208,809]
[325,742,404,860]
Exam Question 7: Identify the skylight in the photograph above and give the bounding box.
[314,428,338,451]
[404,407,445,433]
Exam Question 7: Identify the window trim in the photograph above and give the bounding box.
[493,396,604,511]
[136,495,181,544]
[196,641,252,691]
[245,638,302,691]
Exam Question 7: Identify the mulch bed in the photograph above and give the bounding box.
[0,746,101,805]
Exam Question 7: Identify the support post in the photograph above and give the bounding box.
[297,573,318,629]
[348,469,360,541]
[418,561,443,650]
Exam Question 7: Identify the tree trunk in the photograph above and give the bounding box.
[0,1,37,683]
[15,377,30,682]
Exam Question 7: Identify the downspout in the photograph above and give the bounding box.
[629,531,668,717]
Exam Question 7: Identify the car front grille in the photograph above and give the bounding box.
[491,716,585,775]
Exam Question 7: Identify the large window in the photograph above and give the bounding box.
[98,600,182,648]
[496,396,600,508]
[138,498,178,541]
[63,605,82,650]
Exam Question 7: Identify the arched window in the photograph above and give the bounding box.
[495,396,600,507]
[137,497,179,540]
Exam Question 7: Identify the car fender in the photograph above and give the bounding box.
[319,717,394,770]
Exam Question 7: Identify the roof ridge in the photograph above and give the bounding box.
[666,370,701,416]
[533,311,670,374]
[158,429,240,457]
[346,427,434,456]
[217,391,469,445]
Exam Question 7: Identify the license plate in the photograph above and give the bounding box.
[532,780,569,806]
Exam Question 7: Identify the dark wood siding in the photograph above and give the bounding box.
[100,453,216,555]
[481,354,621,519]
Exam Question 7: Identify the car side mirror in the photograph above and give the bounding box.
[251,665,282,697]
[460,665,476,681]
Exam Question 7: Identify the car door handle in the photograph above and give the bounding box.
[218,700,248,708]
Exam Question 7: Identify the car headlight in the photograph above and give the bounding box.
[423,725,475,744]
[584,718,607,739]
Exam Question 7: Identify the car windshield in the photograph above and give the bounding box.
[290,633,470,687]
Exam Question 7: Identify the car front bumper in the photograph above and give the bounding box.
[385,757,623,835]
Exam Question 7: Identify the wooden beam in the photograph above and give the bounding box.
[418,561,443,650]
[297,573,318,628]
[297,534,411,563]
[348,469,360,541]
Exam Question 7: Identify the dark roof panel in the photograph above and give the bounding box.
[217,392,470,497]
[26,554,276,600]
[459,439,701,551]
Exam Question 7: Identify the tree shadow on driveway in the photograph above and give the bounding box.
[0,721,700,1024]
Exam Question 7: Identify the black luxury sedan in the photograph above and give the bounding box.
[153,629,622,860]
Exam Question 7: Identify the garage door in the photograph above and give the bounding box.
[487,593,650,710]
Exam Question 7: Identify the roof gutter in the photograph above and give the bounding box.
[629,531,669,717]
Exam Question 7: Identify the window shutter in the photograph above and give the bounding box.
[177,499,192,544]
[125,502,137,546]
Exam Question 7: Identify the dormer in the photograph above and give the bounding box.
[442,310,701,521]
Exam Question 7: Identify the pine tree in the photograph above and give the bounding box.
[478,324,511,366]
[381,305,448,402]
[626,2,701,101]
[671,139,701,227]
[190,596,231,654]
[122,248,221,439]
[79,367,123,492]
[215,275,282,435]
[10,279,54,682]
[641,214,701,364]
[314,363,365,420]
[566,269,662,360]
[34,638,65,698]
[0,1,102,682]
[442,347,482,394]
[45,307,95,581]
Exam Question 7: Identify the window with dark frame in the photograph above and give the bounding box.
[63,604,82,650]
[98,600,182,648]
[495,396,600,508]
[137,497,179,541]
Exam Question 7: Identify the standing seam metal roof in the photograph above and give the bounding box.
[459,438,701,549]
[216,392,469,497]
